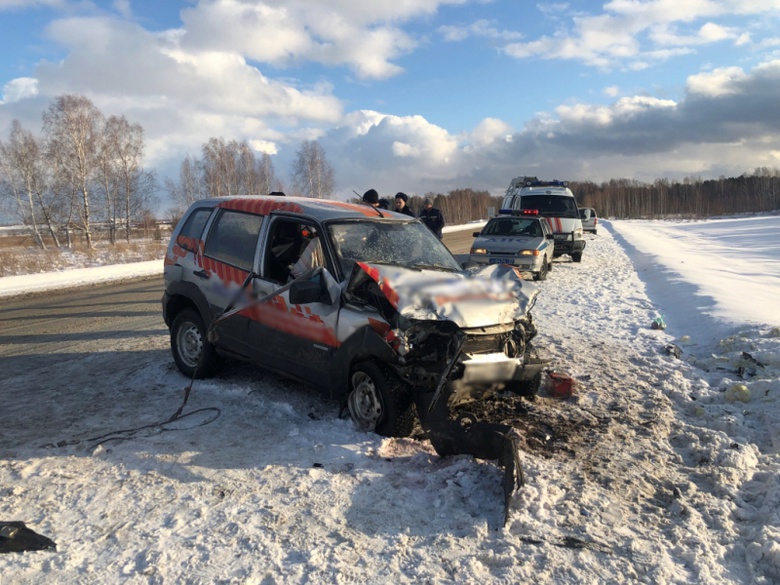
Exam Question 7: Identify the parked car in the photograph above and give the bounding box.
[579,207,598,234]
[468,211,554,281]
[162,195,550,516]
[501,179,586,262]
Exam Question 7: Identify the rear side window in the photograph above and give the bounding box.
[204,210,264,271]
[178,208,212,240]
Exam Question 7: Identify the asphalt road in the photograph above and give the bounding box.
[0,230,477,378]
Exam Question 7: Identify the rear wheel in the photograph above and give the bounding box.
[347,360,415,437]
[170,308,220,379]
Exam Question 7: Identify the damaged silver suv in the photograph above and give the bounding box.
[163,196,547,518]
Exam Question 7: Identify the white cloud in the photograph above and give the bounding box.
[176,0,470,80]
[468,117,513,146]
[686,66,749,97]
[604,85,619,97]
[502,1,780,69]
[0,0,65,8]
[111,0,132,19]
[1,77,38,104]
[439,19,523,42]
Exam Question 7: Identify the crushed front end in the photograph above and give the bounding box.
[345,261,550,522]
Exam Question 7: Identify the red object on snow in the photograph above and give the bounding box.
[547,372,576,398]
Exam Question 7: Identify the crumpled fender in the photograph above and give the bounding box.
[329,325,397,400]
[348,261,538,328]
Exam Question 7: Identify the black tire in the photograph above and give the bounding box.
[571,252,583,263]
[170,308,220,379]
[347,360,415,437]
[533,256,548,281]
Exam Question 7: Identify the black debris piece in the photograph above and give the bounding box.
[0,522,56,553]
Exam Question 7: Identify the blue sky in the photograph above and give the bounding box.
[1,0,780,208]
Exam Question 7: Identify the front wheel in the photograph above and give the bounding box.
[347,360,415,437]
[571,252,583,263]
[533,256,549,281]
[170,308,220,379]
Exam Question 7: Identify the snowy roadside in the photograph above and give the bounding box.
[0,218,778,583]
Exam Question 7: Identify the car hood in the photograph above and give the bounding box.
[346,261,538,328]
[474,235,543,252]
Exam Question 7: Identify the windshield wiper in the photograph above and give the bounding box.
[410,262,459,272]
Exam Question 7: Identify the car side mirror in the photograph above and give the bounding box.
[546,233,555,240]
[289,279,323,305]
[472,231,481,237]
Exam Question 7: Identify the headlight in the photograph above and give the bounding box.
[470,247,487,255]
[519,250,539,256]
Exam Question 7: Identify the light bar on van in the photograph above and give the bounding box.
[514,209,539,216]
[525,180,569,187]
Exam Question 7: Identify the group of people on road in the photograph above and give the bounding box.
[361,189,445,239]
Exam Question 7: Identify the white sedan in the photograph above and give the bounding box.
[468,212,555,280]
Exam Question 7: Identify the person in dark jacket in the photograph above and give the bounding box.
[419,198,445,239]
[362,188,380,207]
[393,192,415,217]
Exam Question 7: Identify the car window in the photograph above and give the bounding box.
[264,219,325,284]
[483,218,537,236]
[521,195,578,218]
[178,208,212,240]
[327,219,461,279]
[203,209,264,272]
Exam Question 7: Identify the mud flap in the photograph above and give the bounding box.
[415,391,524,525]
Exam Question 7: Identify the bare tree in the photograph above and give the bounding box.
[291,139,335,198]
[0,121,52,248]
[96,117,121,243]
[202,137,241,197]
[43,94,104,248]
[258,152,279,194]
[165,154,205,209]
[109,116,155,242]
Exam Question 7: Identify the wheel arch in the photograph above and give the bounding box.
[162,281,213,329]
[330,325,398,401]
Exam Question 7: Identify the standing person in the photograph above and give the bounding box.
[362,189,381,207]
[419,198,445,239]
[393,192,415,217]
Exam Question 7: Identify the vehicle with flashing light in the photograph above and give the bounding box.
[501,178,586,262]
[468,210,554,281]
[162,195,553,522]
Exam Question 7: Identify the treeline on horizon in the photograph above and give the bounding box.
[419,168,780,227]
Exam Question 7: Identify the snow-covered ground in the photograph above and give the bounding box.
[1,216,779,583]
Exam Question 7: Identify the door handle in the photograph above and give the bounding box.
[193,269,210,279]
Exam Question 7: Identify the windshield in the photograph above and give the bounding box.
[521,195,578,218]
[482,217,540,237]
[327,219,462,279]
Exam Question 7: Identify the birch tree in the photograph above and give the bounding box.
[43,94,104,248]
[290,139,335,198]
